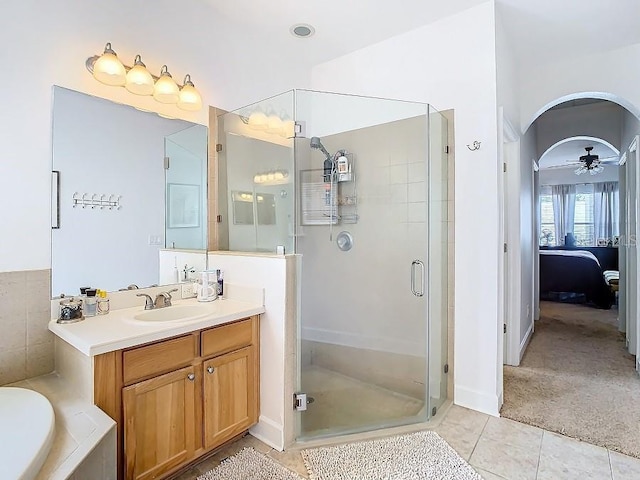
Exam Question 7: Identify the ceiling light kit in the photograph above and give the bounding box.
[290,23,315,38]
[86,43,202,111]
[575,146,604,175]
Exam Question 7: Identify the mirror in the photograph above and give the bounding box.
[51,86,208,296]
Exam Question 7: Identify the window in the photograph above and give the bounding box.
[573,184,595,246]
[540,186,556,245]
[540,182,619,247]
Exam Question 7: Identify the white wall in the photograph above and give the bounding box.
[520,43,640,131]
[311,1,502,415]
[0,0,309,273]
[535,102,623,158]
[519,128,536,354]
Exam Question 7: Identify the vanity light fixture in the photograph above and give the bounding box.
[243,108,295,138]
[86,43,203,111]
[253,169,289,185]
[153,65,180,103]
[90,43,126,86]
[125,55,154,95]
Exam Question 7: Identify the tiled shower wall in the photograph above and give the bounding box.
[0,269,54,385]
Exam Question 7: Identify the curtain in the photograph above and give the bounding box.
[551,184,576,245]
[594,181,619,242]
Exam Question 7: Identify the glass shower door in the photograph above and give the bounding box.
[295,90,443,440]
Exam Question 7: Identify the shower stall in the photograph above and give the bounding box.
[217,89,449,441]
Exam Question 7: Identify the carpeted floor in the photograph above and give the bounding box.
[502,301,640,458]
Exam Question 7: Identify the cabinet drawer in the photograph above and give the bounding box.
[123,335,196,385]
[201,318,252,358]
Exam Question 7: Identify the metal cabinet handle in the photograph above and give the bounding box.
[187,373,195,381]
[207,366,214,374]
[411,260,425,297]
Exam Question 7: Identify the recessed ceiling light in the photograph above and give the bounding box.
[290,24,315,38]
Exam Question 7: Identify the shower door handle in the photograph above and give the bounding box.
[411,260,425,297]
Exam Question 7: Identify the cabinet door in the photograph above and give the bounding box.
[203,346,257,450]
[123,365,197,480]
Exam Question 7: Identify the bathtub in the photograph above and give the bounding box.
[0,387,55,480]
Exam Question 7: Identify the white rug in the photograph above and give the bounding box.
[197,447,304,480]
[302,431,483,480]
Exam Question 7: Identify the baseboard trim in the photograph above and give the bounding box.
[519,322,534,363]
[454,385,500,417]
[249,415,284,451]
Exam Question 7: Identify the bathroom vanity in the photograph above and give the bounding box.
[49,296,264,480]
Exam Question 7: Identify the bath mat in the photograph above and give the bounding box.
[197,447,305,480]
[302,431,482,480]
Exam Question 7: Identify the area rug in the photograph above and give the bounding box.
[302,431,482,480]
[197,447,304,480]
[502,301,640,458]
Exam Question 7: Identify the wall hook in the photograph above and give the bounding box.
[467,141,481,151]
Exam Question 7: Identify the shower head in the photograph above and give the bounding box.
[310,136,331,160]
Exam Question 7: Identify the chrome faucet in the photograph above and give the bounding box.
[136,288,179,310]
[154,288,178,308]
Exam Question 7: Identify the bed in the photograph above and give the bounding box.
[539,249,615,309]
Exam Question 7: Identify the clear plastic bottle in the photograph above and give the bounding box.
[97,289,110,315]
[85,289,98,317]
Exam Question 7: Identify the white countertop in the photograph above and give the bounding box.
[49,298,265,357]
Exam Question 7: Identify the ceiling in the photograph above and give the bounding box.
[203,0,640,71]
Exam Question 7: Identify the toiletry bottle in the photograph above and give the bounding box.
[84,289,98,317]
[97,290,110,315]
[216,269,224,298]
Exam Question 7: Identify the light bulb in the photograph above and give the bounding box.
[153,65,179,104]
[254,174,261,183]
[92,43,126,86]
[248,110,268,130]
[125,55,154,95]
[177,74,202,111]
[275,171,285,180]
[267,172,275,181]
[266,113,283,135]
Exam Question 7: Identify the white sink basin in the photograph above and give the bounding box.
[133,304,210,323]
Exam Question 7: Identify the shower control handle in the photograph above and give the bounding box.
[411,260,425,297]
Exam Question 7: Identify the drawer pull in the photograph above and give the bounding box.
[207,366,214,374]
[187,373,195,381]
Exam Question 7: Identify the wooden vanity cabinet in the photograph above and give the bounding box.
[94,315,260,480]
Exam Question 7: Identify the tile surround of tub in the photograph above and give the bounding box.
[0,269,54,385]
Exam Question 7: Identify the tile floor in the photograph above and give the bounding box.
[172,405,640,480]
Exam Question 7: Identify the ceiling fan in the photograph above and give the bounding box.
[575,146,604,175]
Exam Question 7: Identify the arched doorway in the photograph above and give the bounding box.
[501,94,640,457]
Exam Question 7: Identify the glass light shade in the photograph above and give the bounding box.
[280,119,295,138]
[274,171,285,180]
[92,44,126,86]
[253,174,261,183]
[153,66,179,104]
[125,56,154,95]
[248,110,268,130]
[177,83,202,111]
[266,114,283,134]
